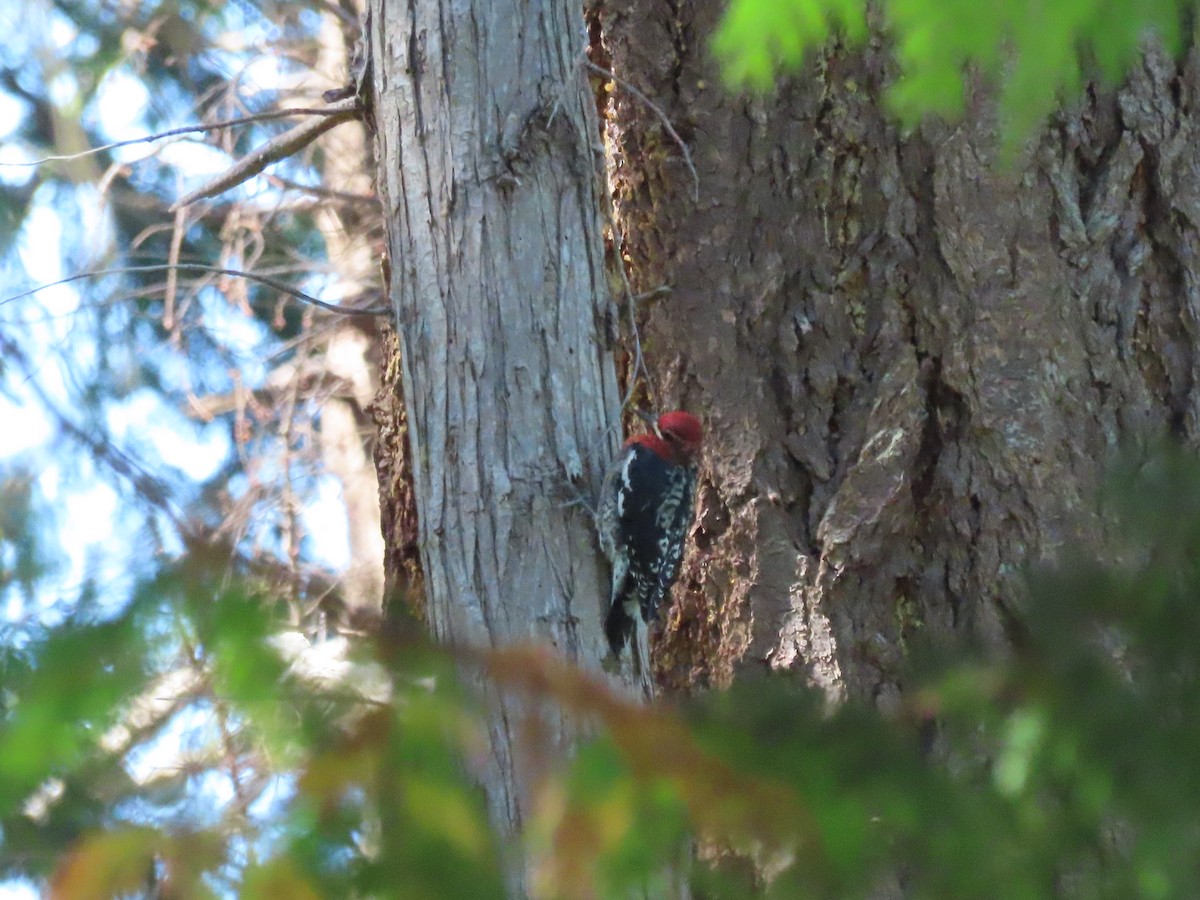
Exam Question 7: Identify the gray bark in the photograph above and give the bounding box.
[368,0,621,857]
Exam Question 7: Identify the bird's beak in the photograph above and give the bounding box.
[632,407,657,425]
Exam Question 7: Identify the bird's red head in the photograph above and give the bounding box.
[628,410,703,466]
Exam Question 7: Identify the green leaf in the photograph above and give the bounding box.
[714,0,1193,149]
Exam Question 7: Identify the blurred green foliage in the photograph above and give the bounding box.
[0,469,59,603]
[9,445,1200,896]
[714,0,1186,148]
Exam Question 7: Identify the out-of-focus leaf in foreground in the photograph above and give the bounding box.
[15,444,1200,896]
[714,0,1185,153]
[0,609,147,817]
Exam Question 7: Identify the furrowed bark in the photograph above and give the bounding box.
[597,6,1200,707]
[368,0,623,872]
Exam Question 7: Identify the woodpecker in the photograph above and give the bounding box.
[597,410,703,658]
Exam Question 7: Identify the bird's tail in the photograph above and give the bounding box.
[604,597,655,701]
[604,597,636,658]
[630,615,655,701]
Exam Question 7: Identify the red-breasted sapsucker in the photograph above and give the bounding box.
[597,410,703,657]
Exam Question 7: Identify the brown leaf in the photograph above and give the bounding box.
[50,827,160,900]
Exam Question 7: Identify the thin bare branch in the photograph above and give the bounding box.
[164,207,188,333]
[0,331,188,530]
[0,106,358,168]
[1,263,391,317]
[583,59,700,203]
[170,99,360,211]
[99,666,207,757]
[265,172,374,204]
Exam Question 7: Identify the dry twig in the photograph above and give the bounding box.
[583,59,699,202]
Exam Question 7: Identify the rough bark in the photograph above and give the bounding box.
[372,323,424,611]
[368,0,622,856]
[597,7,1200,702]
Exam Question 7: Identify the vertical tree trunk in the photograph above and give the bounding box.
[597,7,1199,703]
[367,0,621,859]
[312,5,387,620]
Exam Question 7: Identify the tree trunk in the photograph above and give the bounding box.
[597,7,1198,702]
[312,6,387,621]
[367,0,622,862]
